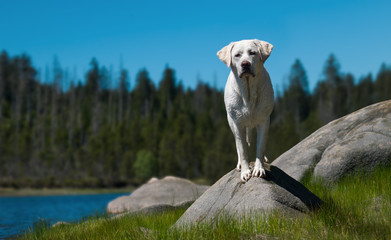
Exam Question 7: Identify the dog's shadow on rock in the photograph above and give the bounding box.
[252,163,322,211]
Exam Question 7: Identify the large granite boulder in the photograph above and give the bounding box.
[272,100,391,183]
[175,164,321,227]
[107,176,209,214]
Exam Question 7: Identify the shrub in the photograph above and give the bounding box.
[133,150,158,182]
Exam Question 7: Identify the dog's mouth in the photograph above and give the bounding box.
[239,68,255,78]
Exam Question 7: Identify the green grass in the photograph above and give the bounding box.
[21,165,391,240]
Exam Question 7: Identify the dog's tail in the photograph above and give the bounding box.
[246,128,251,147]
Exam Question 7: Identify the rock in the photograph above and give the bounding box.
[368,195,391,218]
[174,164,321,227]
[112,201,193,220]
[107,195,132,214]
[272,100,391,183]
[52,221,69,227]
[146,177,158,184]
[107,176,209,214]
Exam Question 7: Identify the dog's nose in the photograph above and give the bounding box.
[241,60,251,68]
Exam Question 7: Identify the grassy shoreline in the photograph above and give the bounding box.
[21,164,391,239]
[0,187,134,197]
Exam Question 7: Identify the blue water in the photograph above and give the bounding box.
[0,193,126,239]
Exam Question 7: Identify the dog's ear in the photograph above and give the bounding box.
[217,42,235,67]
[253,40,273,63]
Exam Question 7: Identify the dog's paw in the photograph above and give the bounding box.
[240,169,252,182]
[252,165,266,178]
[236,162,241,172]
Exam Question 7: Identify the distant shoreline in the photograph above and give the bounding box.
[0,187,134,197]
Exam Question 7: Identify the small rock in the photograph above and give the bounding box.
[107,176,209,214]
[52,221,69,227]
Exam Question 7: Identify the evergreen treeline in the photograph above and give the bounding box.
[0,51,390,188]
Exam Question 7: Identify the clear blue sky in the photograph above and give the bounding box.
[1,0,390,91]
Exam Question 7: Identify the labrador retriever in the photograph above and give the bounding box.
[217,39,274,182]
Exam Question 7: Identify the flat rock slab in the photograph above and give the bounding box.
[107,176,209,214]
[272,100,391,183]
[175,164,321,227]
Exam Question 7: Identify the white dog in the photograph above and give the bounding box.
[217,39,274,182]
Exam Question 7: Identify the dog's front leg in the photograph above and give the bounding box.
[231,124,251,182]
[253,118,270,178]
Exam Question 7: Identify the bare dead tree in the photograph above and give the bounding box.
[107,66,114,127]
[33,69,42,149]
[68,68,77,148]
[51,57,62,152]
[118,70,124,123]
[13,58,25,158]
[0,54,4,121]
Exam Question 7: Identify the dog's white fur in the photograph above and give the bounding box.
[217,39,274,182]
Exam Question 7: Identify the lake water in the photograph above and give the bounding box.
[0,193,126,239]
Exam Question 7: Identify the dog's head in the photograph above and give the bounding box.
[217,39,273,78]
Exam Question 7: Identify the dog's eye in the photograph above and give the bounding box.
[249,51,256,56]
[234,53,241,58]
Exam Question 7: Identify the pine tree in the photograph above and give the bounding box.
[132,69,155,118]
[314,54,341,124]
[374,64,391,102]
[285,59,310,124]
[158,67,176,117]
